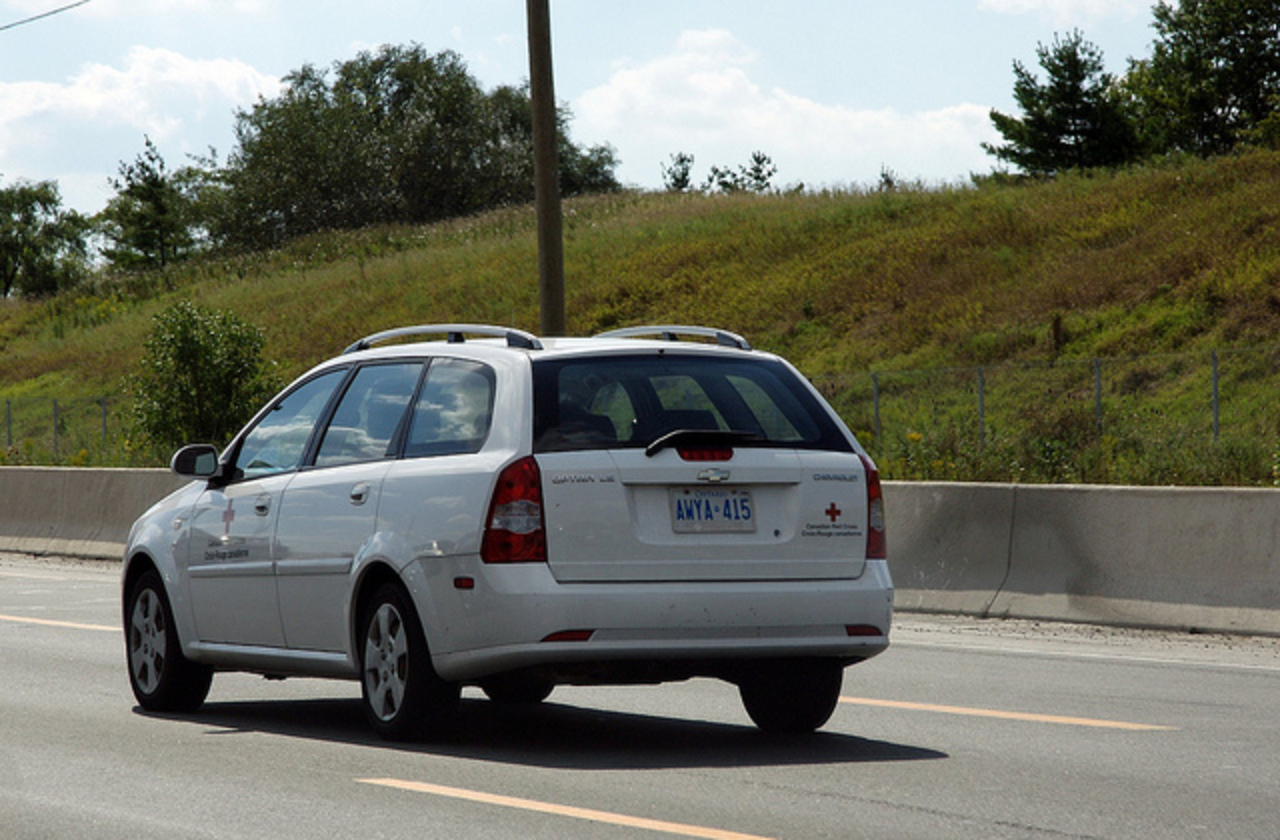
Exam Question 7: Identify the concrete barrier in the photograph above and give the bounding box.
[885,481,1280,636]
[993,484,1280,635]
[0,468,1277,635]
[883,482,1015,616]
[0,466,184,559]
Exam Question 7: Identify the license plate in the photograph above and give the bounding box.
[670,488,755,533]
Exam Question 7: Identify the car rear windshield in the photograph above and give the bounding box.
[532,354,853,453]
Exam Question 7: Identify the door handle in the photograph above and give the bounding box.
[253,494,271,516]
[350,482,372,506]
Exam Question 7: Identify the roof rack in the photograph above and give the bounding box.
[343,324,543,354]
[594,325,751,350]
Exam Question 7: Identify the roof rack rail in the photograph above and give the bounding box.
[343,324,543,354]
[594,325,751,350]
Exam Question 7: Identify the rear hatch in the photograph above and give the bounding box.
[532,351,873,583]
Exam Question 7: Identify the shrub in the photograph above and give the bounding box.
[128,300,279,452]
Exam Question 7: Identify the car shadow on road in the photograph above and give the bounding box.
[141,695,948,770]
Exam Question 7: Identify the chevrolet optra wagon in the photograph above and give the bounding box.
[123,324,892,740]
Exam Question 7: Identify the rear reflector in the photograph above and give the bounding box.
[846,624,884,637]
[541,629,594,643]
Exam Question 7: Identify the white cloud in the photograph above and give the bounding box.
[977,0,1147,26]
[0,47,278,150]
[0,46,279,210]
[574,29,999,189]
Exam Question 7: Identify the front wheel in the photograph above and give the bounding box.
[738,660,843,734]
[359,582,459,741]
[125,568,212,712]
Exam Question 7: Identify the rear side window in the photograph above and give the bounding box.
[404,359,495,457]
[533,355,852,453]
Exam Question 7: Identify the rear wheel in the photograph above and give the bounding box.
[125,569,213,712]
[359,582,459,741]
[738,660,843,734]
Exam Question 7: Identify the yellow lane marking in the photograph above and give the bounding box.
[357,778,775,840]
[840,696,1177,731]
[0,613,117,633]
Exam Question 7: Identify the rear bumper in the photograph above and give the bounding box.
[408,558,894,683]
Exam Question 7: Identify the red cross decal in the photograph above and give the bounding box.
[824,502,842,523]
[222,499,235,535]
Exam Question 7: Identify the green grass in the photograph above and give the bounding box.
[5,151,1280,482]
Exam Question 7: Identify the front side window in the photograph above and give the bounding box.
[533,355,852,454]
[314,363,423,468]
[234,369,347,480]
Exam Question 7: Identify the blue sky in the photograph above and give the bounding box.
[1,0,1159,214]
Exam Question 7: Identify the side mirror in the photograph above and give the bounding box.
[171,444,221,479]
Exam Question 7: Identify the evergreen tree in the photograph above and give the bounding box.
[984,30,1139,175]
[100,137,195,269]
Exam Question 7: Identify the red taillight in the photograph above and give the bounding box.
[677,446,734,461]
[481,456,547,563]
[859,454,886,560]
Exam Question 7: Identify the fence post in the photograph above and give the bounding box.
[1211,350,1220,442]
[52,399,59,460]
[4,399,9,448]
[978,367,986,449]
[1093,359,1103,435]
[101,397,109,449]
[871,372,881,442]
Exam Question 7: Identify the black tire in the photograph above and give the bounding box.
[359,582,459,741]
[125,568,213,712]
[480,671,555,705]
[738,660,843,734]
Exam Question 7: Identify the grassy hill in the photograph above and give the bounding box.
[4,150,1280,483]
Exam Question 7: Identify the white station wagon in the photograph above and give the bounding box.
[123,324,892,739]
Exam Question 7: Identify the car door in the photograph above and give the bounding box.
[185,369,347,647]
[273,361,423,652]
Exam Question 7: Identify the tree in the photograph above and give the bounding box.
[1124,0,1280,156]
[100,137,197,269]
[0,178,88,298]
[128,300,280,450]
[984,30,1139,175]
[740,151,778,192]
[662,152,695,191]
[215,45,619,250]
[697,151,778,193]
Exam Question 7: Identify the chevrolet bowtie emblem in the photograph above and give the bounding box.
[697,468,731,483]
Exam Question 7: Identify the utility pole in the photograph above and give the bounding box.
[526,0,565,336]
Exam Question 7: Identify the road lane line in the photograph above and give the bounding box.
[0,613,117,633]
[840,696,1177,730]
[357,778,775,840]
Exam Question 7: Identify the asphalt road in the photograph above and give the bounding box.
[2,553,1278,839]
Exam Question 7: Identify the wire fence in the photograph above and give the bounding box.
[6,344,1280,482]
[812,345,1280,485]
[1,396,152,467]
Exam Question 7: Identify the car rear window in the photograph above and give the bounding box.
[532,354,853,453]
